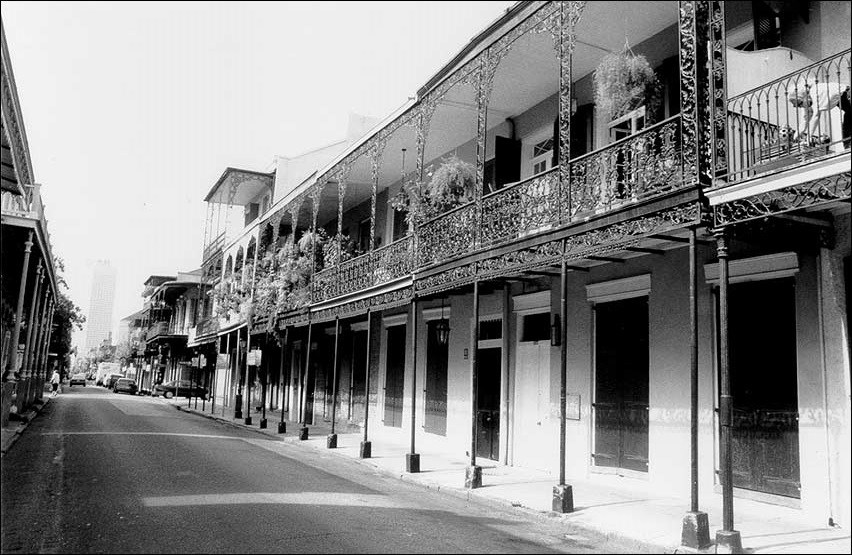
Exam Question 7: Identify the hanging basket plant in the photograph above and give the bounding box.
[390,155,476,228]
[593,42,662,122]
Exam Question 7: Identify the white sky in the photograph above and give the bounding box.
[3,1,515,349]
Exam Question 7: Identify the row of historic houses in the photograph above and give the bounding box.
[1,22,61,428]
[129,2,850,550]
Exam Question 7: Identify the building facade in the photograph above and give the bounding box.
[140,1,850,549]
[1,21,60,425]
[84,260,116,354]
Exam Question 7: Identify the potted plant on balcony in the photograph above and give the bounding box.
[322,233,360,267]
[390,155,476,228]
[593,42,662,135]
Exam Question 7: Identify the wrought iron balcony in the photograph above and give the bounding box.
[418,115,683,268]
[146,321,169,340]
[202,232,225,263]
[312,235,413,303]
[726,49,851,183]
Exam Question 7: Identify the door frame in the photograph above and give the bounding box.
[381,312,408,427]
[705,252,803,506]
[587,274,651,479]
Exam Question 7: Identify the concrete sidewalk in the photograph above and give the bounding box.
[1,396,51,456]
[165,398,850,554]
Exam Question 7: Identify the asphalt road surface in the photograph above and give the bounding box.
[2,386,618,554]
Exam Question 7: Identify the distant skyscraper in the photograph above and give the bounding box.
[85,260,117,353]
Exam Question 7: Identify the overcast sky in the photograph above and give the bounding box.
[3,1,514,348]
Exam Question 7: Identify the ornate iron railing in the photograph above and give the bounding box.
[312,235,413,303]
[195,317,218,337]
[569,115,682,219]
[416,116,683,269]
[480,167,560,248]
[146,321,169,340]
[726,49,851,182]
[202,233,225,262]
[417,201,477,268]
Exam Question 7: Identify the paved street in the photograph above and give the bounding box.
[1,386,616,554]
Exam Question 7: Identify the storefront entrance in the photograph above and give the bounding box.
[476,347,501,461]
[383,324,406,428]
[728,277,800,498]
[594,295,649,473]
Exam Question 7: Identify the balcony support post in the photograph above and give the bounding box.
[327,316,340,448]
[466,278,482,489]
[553,243,573,513]
[406,297,420,473]
[557,1,582,223]
[31,289,51,405]
[681,227,710,548]
[38,305,55,401]
[244,328,253,426]
[234,328,243,420]
[708,1,729,183]
[300,318,313,441]
[360,310,373,458]
[278,326,289,434]
[714,229,742,554]
[18,260,43,413]
[678,1,713,188]
[369,145,382,252]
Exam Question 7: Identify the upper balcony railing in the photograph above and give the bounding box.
[195,317,218,338]
[312,235,413,303]
[726,49,851,183]
[147,321,170,340]
[418,115,683,268]
[203,232,225,263]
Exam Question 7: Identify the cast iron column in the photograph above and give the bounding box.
[19,261,43,412]
[299,319,313,440]
[466,280,482,489]
[278,326,289,433]
[360,310,372,458]
[682,228,710,547]
[259,336,268,429]
[4,231,34,382]
[406,297,420,472]
[234,329,243,420]
[328,317,340,448]
[715,229,742,553]
[244,329,253,425]
[553,253,573,512]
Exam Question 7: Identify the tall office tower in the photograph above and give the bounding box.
[84,260,117,354]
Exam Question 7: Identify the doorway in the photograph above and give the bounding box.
[383,324,406,428]
[593,295,649,473]
[425,320,449,435]
[476,347,502,461]
[726,277,800,498]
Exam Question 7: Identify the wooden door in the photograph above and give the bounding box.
[424,320,449,435]
[350,330,368,423]
[728,278,800,498]
[476,347,501,461]
[594,296,649,473]
[383,325,406,427]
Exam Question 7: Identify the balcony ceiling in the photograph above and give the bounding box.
[204,167,274,206]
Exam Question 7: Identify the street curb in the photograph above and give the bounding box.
[1,397,51,457]
[171,403,679,553]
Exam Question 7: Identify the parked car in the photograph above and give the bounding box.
[153,380,209,400]
[69,373,87,387]
[113,378,138,395]
[106,373,125,390]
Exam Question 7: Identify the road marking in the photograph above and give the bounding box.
[40,432,246,440]
[141,492,414,509]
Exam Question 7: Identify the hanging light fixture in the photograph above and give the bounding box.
[435,297,450,346]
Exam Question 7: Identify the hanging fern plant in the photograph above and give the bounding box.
[594,43,661,122]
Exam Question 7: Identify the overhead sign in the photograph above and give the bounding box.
[247,349,262,366]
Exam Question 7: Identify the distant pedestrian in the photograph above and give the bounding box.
[50,369,61,397]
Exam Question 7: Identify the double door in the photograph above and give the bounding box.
[594,296,649,473]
